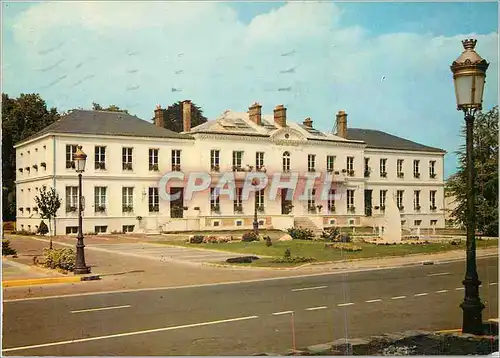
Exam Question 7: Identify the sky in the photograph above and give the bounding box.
[2,1,498,179]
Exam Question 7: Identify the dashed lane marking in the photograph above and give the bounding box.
[337,303,355,307]
[291,286,328,292]
[365,299,382,303]
[490,282,498,286]
[305,306,327,311]
[71,305,131,314]
[391,296,406,300]
[272,311,294,316]
[2,315,259,353]
[455,287,465,290]
[414,293,428,297]
[436,290,449,294]
[427,272,450,277]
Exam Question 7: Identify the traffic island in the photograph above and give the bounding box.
[254,325,499,356]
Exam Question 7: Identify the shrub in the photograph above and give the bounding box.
[271,256,316,264]
[264,236,272,247]
[286,227,315,240]
[321,226,340,241]
[38,221,49,236]
[284,248,291,259]
[334,233,352,243]
[12,230,36,236]
[202,236,230,244]
[242,232,259,242]
[326,243,362,252]
[226,256,259,264]
[2,240,17,256]
[189,235,204,244]
[39,248,76,271]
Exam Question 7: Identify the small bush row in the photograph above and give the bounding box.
[38,248,76,272]
[325,243,362,252]
[286,227,315,240]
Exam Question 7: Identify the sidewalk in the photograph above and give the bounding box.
[2,235,498,301]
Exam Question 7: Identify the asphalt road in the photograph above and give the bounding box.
[3,256,498,356]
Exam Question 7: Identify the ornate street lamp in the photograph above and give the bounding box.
[450,39,489,335]
[252,178,259,235]
[73,146,91,275]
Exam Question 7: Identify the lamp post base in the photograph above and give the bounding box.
[460,278,485,335]
[253,221,259,235]
[74,237,90,275]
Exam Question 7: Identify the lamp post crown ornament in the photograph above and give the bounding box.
[451,38,489,69]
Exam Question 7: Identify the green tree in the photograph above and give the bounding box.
[34,186,61,249]
[446,106,498,236]
[2,93,59,221]
[92,102,129,113]
[155,101,207,132]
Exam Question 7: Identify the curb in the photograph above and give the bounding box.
[2,274,101,288]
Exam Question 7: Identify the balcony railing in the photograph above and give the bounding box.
[95,162,106,170]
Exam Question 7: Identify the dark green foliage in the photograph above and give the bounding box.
[264,236,272,247]
[91,102,128,113]
[446,106,498,236]
[284,248,291,259]
[321,226,340,241]
[242,232,259,242]
[189,235,204,244]
[271,256,316,264]
[226,256,259,264]
[38,221,49,236]
[286,227,315,240]
[2,93,59,221]
[2,240,17,256]
[154,101,207,132]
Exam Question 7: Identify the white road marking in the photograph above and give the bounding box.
[414,293,428,297]
[455,287,465,290]
[427,272,450,277]
[272,311,294,316]
[490,282,498,286]
[436,290,448,293]
[305,306,327,311]
[337,303,355,307]
[71,305,131,314]
[488,318,499,323]
[391,296,406,300]
[291,285,328,292]
[365,299,382,303]
[1,315,259,353]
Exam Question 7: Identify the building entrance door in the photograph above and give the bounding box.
[364,190,373,217]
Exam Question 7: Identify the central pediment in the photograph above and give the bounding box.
[270,127,306,143]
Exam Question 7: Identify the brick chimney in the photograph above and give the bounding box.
[249,102,262,125]
[273,104,287,127]
[182,100,192,132]
[303,117,313,128]
[336,110,347,138]
[154,104,165,128]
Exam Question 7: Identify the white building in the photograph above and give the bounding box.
[15,101,446,235]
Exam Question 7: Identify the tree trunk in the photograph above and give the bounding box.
[48,218,53,249]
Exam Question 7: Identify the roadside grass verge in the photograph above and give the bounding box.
[153,238,498,266]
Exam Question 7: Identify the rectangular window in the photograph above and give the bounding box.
[347,157,354,175]
[328,189,336,213]
[430,190,437,209]
[380,158,387,177]
[364,158,370,177]
[95,226,108,234]
[256,152,264,170]
[66,145,77,169]
[211,150,220,171]
[149,187,159,212]
[172,150,181,171]
[66,226,78,234]
[122,187,134,212]
[307,188,316,212]
[123,225,135,233]
[430,220,438,226]
[413,190,421,210]
[413,160,420,178]
[429,160,436,178]
[347,190,355,212]
[234,187,243,213]
[95,146,106,170]
[326,155,335,172]
[94,187,107,212]
[232,151,243,171]
[397,159,404,178]
[283,152,291,172]
[414,220,422,226]
[255,189,265,211]
[122,147,133,171]
[307,154,316,172]
[380,190,387,209]
[149,149,159,171]
[210,187,220,212]
[65,187,78,212]
[397,190,404,210]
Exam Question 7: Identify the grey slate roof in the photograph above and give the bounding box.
[346,128,446,153]
[17,109,192,145]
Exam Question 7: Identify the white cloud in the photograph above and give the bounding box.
[4,1,499,176]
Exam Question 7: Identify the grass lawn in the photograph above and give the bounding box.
[154,238,498,266]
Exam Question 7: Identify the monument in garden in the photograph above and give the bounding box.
[380,191,403,243]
